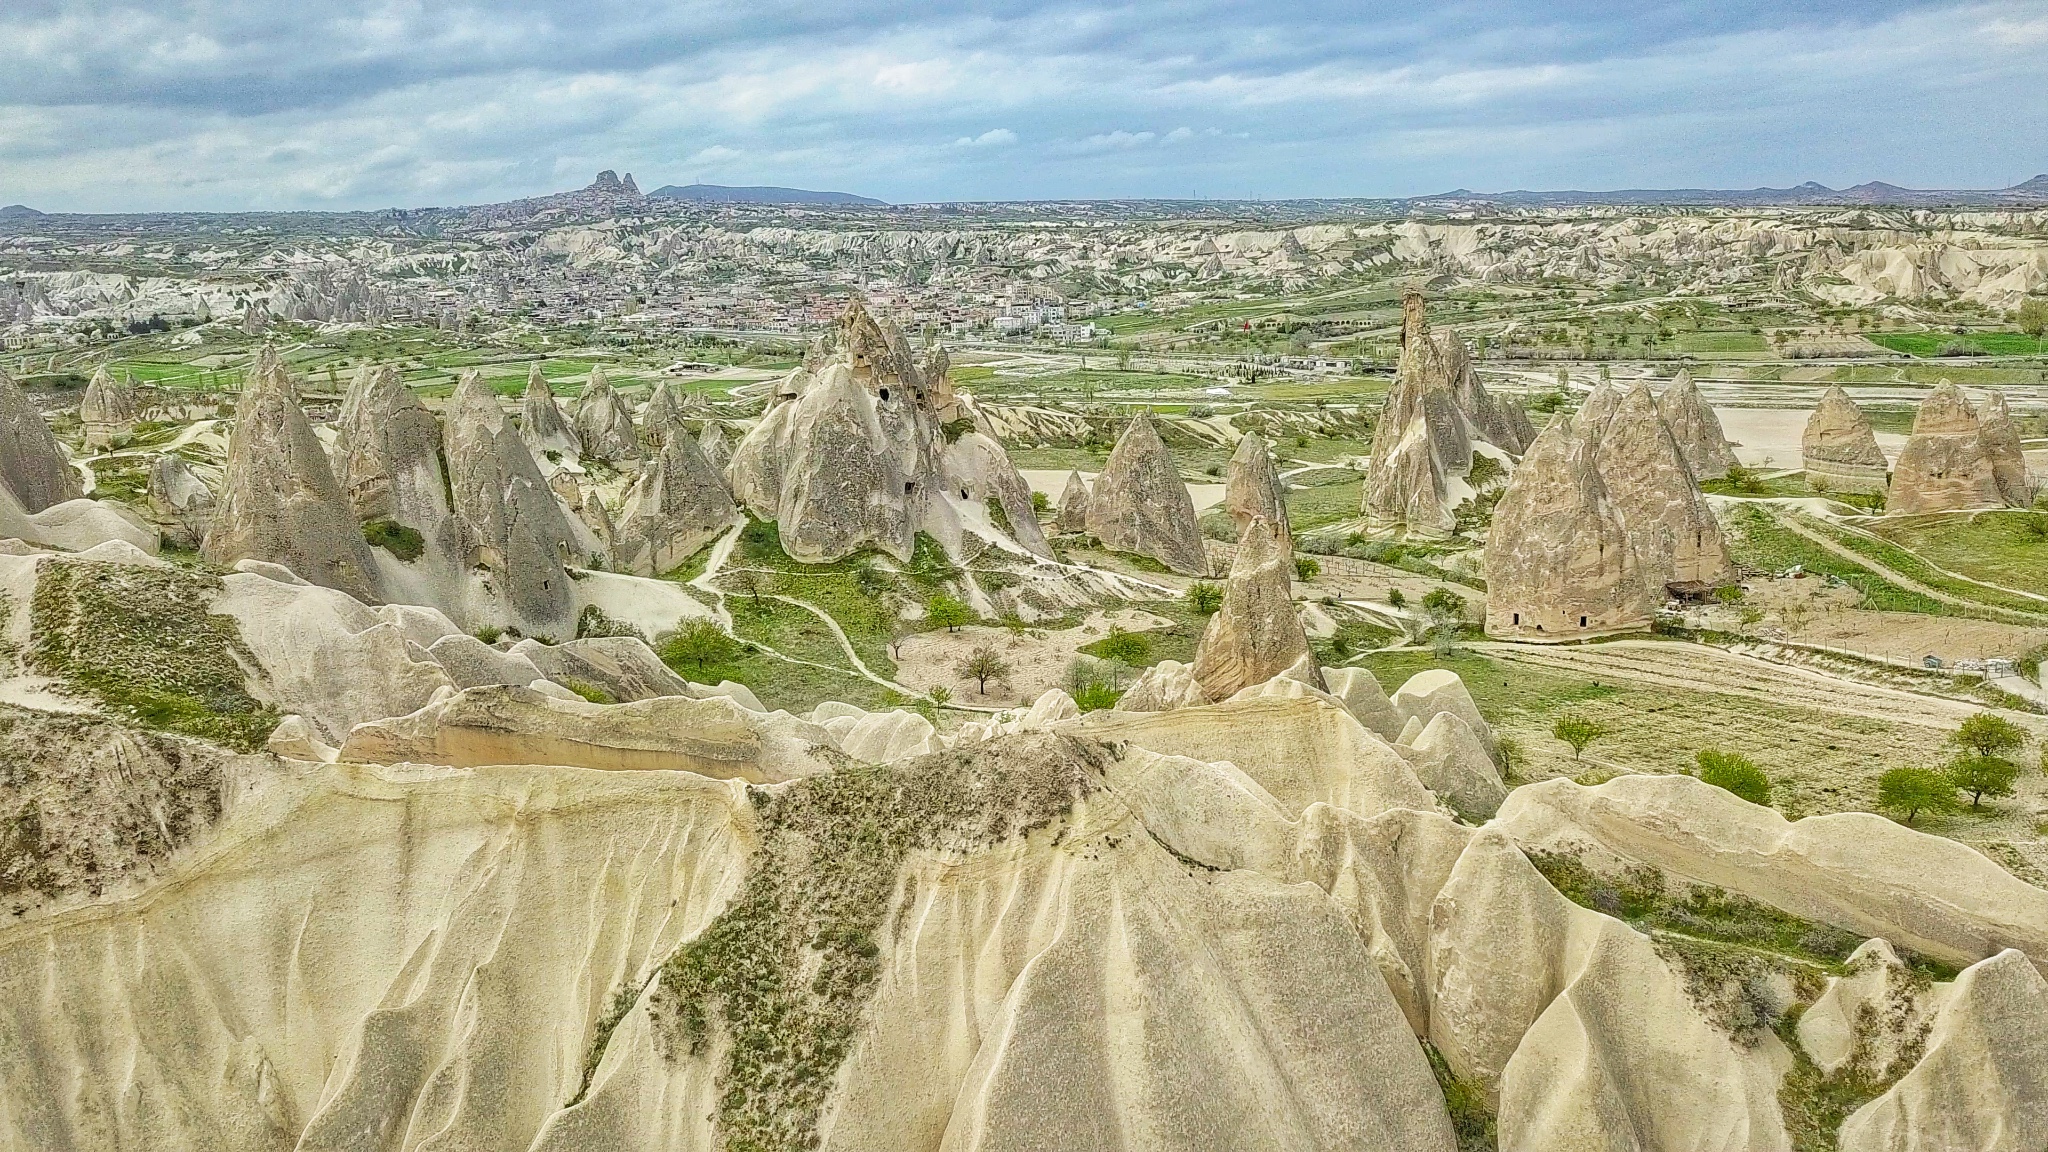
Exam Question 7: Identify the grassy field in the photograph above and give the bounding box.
[1285,478,1364,532]
[1863,512,2048,601]
[1722,505,1952,615]
[1869,331,2047,358]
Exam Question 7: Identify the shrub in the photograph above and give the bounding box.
[660,619,739,674]
[473,625,503,645]
[1696,749,1772,806]
[562,679,616,705]
[926,594,972,632]
[1387,587,1406,607]
[576,604,645,641]
[362,518,425,562]
[1553,714,1607,761]
[1294,556,1320,581]
[1421,588,1465,618]
[1030,491,1051,514]
[1876,766,1958,825]
[1186,582,1224,615]
[1095,625,1152,665]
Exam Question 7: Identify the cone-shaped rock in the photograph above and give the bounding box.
[771,361,915,562]
[1055,470,1091,533]
[1592,384,1731,588]
[79,366,140,449]
[1574,379,1625,439]
[1888,381,2005,515]
[1364,293,1473,537]
[146,453,214,550]
[520,365,581,459]
[1444,331,1535,453]
[1802,385,1888,494]
[1191,516,1319,700]
[1225,433,1289,544]
[1084,411,1207,574]
[572,366,640,462]
[941,431,1054,559]
[1485,417,1654,640]
[642,381,686,447]
[614,423,738,576]
[444,370,581,636]
[1978,391,2032,507]
[203,354,382,601]
[697,422,732,471]
[1656,370,1736,480]
[336,364,454,539]
[0,365,83,512]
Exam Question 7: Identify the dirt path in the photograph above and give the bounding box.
[1775,512,2048,624]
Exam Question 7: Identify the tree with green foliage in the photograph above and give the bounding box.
[1951,711,2027,760]
[1030,490,1051,514]
[1696,749,1771,806]
[926,594,972,632]
[1386,587,1405,607]
[660,619,738,674]
[1185,581,1224,615]
[1877,766,1958,825]
[1421,588,1465,618]
[2020,296,2048,353]
[1294,556,1320,581]
[1552,714,1607,762]
[959,645,1011,694]
[1947,754,2021,809]
[1096,625,1152,665]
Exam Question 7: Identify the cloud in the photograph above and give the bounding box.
[0,0,2040,208]
[956,127,1019,147]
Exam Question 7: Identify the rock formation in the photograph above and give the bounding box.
[1585,383,1732,588]
[202,352,383,602]
[520,364,581,459]
[1191,516,1319,699]
[1484,416,1654,639]
[572,366,641,462]
[726,300,1043,563]
[641,380,687,446]
[1055,469,1090,532]
[613,420,738,576]
[697,422,732,471]
[78,365,139,448]
[1978,390,2033,507]
[1084,411,1208,574]
[0,365,83,512]
[1887,380,2009,515]
[1363,292,1534,538]
[145,453,214,550]
[1655,369,1736,480]
[335,363,456,539]
[1802,385,1889,494]
[1224,432,1289,544]
[444,369,584,637]
[1573,377,1624,437]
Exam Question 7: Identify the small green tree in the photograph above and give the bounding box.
[1096,625,1152,665]
[2019,296,2048,353]
[1553,714,1607,761]
[1186,581,1224,615]
[1696,749,1772,806]
[927,685,952,706]
[1877,766,1958,825]
[1294,556,1320,581]
[1030,490,1052,513]
[1947,754,2021,809]
[1951,712,2028,760]
[927,594,972,632]
[660,619,738,673]
[959,645,1012,694]
[1386,587,1406,608]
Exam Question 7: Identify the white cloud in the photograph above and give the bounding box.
[956,127,1018,147]
[1080,129,1156,150]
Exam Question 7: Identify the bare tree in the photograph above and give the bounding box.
[959,644,1012,694]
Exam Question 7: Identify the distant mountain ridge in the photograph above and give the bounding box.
[1409,176,2048,208]
[650,183,884,206]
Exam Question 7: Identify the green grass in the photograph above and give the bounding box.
[1677,331,1770,355]
[1869,331,2048,358]
[1723,506,1953,616]
[1863,512,2048,602]
[1796,516,2048,618]
[1285,479,1363,532]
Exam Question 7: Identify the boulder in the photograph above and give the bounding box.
[519,364,581,459]
[1483,416,1654,640]
[1979,390,2033,507]
[572,366,641,462]
[443,369,583,639]
[1084,411,1207,574]
[1224,432,1289,544]
[1588,383,1732,587]
[612,422,737,576]
[1403,711,1507,821]
[1655,369,1736,480]
[145,453,214,550]
[1114,659,1207,712]
[1191,516,1318,700]
[1802,385,1889,494]
[1054,469,1091,533]
[0,364,84,512]
[202,351,382,602]
[78,365,140,448]
[1888,380,2007,515]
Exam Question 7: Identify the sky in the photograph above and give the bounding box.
[2,0,2045,211]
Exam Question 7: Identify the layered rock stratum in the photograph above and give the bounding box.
[1801,384,1890,494]
[1887,380,2009,515]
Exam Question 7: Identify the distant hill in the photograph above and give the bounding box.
[1408,177,2048,209]
[650,183,884,206]
[0,204,44,218]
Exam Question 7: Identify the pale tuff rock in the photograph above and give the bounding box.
[443,369,582,637]
[572,366,641,462]
[1115,658,1207,712]
[1224,432,1290,543]
[1887,380,2009,515]
[334,364,458,558]
[756,359,916,560]
[941,430,1054,558]
[337,684,831,782]
[696,421,732,470]
[1402,710,1507,821]
[145,453,214,550]
[1796,939,1933,1078]
[1054,469,1091,533]
[1364,295,1474,538]
[3,498,158,554]
[1802,384,1890,494]
[1389,668,1495,753]
[809,706,942,763]
[1656,369,1736,480]
[426,632,548,688]
[1322,665,1403,740]
[1573,378,1624,437]
[579,489,615,548]
[1838,948,2048,1151]
[1587,383,1733,587]
[613,423,737,576]
[202,352,383,602]
[1084,411,1208,574]
[1483,416,1654,640]
[640,380,687,446]
[78,365,139,448]
[1978,389,2033,507]
[519,364,581,459]
[1191,516,1319,700]
[0,364,84,512]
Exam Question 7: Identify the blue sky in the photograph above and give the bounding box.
[2,0,2044,210]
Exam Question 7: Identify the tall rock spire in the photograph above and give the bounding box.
[1085,411,1207,575]
[1591,383,1731,588]
[0,365,83,512]
[1484,416,1653,640]
[520,364,581,459]
[1191,515,1318,700]
[1656,370,1736,481]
